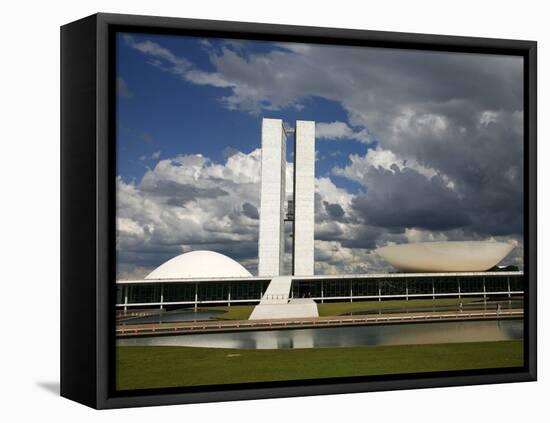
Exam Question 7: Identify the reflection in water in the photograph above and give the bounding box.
[118,309,224,324]
[118,319,523,350]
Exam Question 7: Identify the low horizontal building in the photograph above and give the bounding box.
[116,270,524,311]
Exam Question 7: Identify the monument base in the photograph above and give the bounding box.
[249,299,319,320]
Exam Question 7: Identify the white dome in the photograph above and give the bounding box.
[376,241,514,273]
[145,250,252,279]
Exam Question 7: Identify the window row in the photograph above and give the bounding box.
[116,276,523,304]
[117,281,271,304]
[292,276,522,298]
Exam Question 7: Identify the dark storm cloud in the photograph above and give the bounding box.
[242,202,259,219]
[197,241,258,262]
[315,223,345,241]
[323,201,345,219]
[339,225,389,250]
[385,111,522,237]
[176,41,522,128]
[351,166,471,231]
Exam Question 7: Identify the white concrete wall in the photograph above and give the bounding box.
[293,120,315,275]
[258,118,286,276]
[258,276,292,304]
[249,300,319,320]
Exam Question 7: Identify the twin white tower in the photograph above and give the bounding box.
[258,118,316,277]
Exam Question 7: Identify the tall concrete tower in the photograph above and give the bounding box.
[258,118,315,277]
[258,119,287,277]
[293,120,315,276]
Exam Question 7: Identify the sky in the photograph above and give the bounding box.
[115,32,524,279]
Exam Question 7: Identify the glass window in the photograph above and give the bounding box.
[351,279,378,296]
[380,279,406,296]
[230,281,264,300]
[128,284,160,303]
[459,277,484,293]
[407,277,433,294]
[509,275,523,291]
[434,277,459,294]
[292,280,322,298]
[323,279,350,297]
[116,285,125,304]
[198,282,228,301]
[485,276,508,293]
[163,283,196,302]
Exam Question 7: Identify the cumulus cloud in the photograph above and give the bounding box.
[316,121,374,144]
[117,149,262,277]
[115,148,357,275]
[123,35,191,77]
[117,146,406,278]
[333,147,440,181]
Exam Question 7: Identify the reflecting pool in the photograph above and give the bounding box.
[118,319,523,350]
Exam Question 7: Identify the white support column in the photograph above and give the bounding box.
[258,118,287,276]
[159,284,164,310]
[507,277,511,299]
[483,277,487,305]
[194,283,198,312]
[321,280,324,304]
[124,285,128,313]
[228,283,231,306]
[293,120,315,276]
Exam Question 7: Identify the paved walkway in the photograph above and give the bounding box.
[116,308,523,338]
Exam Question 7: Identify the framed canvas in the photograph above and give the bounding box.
[60,13,537,409]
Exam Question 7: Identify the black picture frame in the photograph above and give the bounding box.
[60,12,537,409]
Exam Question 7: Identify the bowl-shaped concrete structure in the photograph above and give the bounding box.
[145,250,252,279]
[376,241,514,273]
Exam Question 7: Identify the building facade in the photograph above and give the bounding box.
[258,118,315,277]
[116,271,524,311]
[258,118,287,276]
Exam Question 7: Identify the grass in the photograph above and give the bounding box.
[205,305,255,320]
[316,297,484,317]
[116,340,523,390]
[202,298,484,320]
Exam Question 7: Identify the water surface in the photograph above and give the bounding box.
[118,319,523,350]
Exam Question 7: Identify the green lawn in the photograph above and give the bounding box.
[316,297,484,316]
[203,298,484,321]
[116,340,523,390]
[207,305,255,320]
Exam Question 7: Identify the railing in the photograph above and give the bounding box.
[262,294,289,301]
[116,309,523,336]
